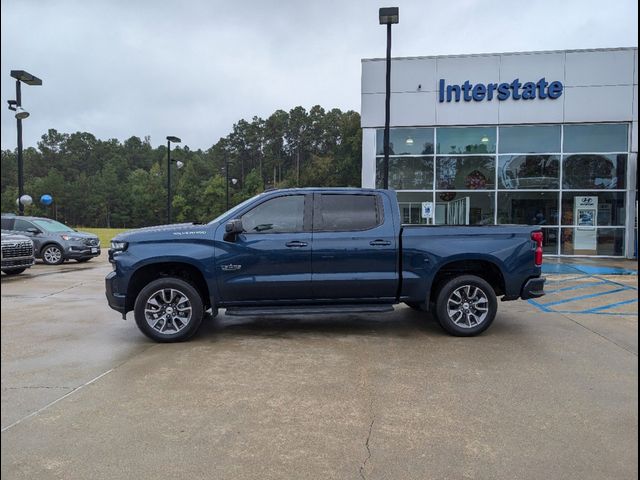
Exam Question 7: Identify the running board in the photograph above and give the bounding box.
[224,304,394,317]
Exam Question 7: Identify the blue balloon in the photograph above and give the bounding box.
[40,194,53,206]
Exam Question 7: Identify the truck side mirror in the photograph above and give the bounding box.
[224,219,243,241]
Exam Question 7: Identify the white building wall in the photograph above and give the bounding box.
[361,47,639,257]
[362,48,637,128]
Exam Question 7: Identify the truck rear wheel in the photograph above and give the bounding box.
[434,275,497,337]
[134,277,204,343]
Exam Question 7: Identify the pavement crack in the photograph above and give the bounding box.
[42,283,85,298]
[359,416,375,480]
[559,312,637,356]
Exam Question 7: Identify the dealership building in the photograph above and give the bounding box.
[360,47,638,258]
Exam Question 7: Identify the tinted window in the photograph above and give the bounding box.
[241,195,305,233]
[498,155,560,189]
[436,127,496,154]
[32,219,75,232]
[317,195,379,231]
[436,156,496,190]
[497,192,559,225]
[376,156,434,190]
[376,128,434,155]
[1,217,14,230]
[563,124,628,153]
[13,219,35,232]
[562,154,626,189]
[499,125,561,153]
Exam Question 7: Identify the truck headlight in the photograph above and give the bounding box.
[110,241,128,251]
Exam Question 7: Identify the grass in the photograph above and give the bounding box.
[75,227,130,247]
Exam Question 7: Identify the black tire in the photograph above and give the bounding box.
[134,277,204,343]
[434,275,497,337]
[405,302,426,311]
[76,258,92,263]
[2,268,26,275]
[41,244,65,265]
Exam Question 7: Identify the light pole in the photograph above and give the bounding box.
[224,153,238,211]
[379,7,399,190]
[166,135,182,224]
[8,70,42,215]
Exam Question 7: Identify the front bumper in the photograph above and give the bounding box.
[65,245,101,259]
[521,276,546,300]
[105,270,127,317]
[1,256,35,270]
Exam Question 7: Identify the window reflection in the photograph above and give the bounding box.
[376,157,434,190]
[436,127,496,154]
[376,128,434,155]
[563,154,626,189]
[499,125,561,154]
[498,192,559,225]
[563,124,628,153]
[437,156,495,190]
[498,155,559,189]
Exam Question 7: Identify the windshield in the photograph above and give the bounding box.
[209,193,267,224]
[32,219,75,232]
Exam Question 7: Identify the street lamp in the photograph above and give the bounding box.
[166,135,182,224]
[379,7,399,190]
[224,152,238,211]
[8,70,42,215]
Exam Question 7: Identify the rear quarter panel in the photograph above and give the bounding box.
[401,225,541,303]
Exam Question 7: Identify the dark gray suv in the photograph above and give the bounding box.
[1,215,100,265]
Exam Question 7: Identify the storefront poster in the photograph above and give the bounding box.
[574,196,597,253]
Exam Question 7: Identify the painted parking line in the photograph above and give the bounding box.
[541,287,630,307]
[583,298,639,314]
[529,274,638,316]
[545,280,609,294]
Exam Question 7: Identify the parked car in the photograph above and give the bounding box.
[1,231,35,275]
[106,188,545,342]
[1,214,100,265]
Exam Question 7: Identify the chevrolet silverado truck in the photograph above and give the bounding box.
[106,188,545,342]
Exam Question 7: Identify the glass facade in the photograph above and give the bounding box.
[375,123,632,256]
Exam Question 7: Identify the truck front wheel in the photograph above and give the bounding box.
[434,275,497,337]
[134,277,204,343]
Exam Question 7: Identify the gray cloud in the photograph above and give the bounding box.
[1,0,637,150]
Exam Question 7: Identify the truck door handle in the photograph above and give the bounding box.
[369,239,391,246]
[285,241,308,248]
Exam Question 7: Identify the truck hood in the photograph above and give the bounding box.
[113,223,210,244]
[1,232,33,243]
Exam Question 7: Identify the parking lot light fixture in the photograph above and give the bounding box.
[166,135,182,224]
[379,7,399,190]
[8,70,42,215]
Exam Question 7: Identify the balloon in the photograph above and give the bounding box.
[40,194,53,205]
[19,195,33,206]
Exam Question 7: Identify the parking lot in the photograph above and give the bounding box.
[1,255,638,479]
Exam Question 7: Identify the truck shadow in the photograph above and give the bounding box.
[193,308,525,341]
[197,309,447,339]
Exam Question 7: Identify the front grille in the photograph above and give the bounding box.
[84,238,100,247]
[1,241,33,259]
[2,258,33,268]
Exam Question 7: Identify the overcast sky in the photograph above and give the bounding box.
[1,0,637,151]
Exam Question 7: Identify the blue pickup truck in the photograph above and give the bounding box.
[106,188,545,342]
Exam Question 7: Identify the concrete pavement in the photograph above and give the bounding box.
[1,256,637,479]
